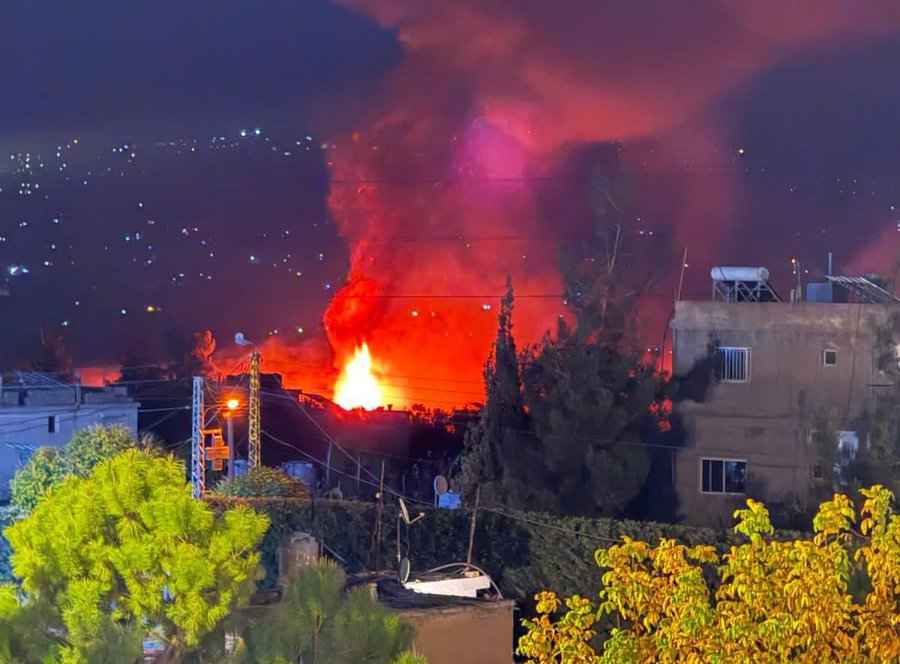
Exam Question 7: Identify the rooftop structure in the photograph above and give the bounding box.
[0,372,139,500]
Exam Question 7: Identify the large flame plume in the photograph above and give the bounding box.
[334,343,383,411]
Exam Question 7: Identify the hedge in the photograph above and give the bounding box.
[203,496,804,607]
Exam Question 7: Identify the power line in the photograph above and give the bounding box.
[479,505,621,544]
[260,359,485,386]
[262,429,622,544]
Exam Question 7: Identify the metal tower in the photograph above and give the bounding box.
[191,376,205,498]
[248,350,261,468]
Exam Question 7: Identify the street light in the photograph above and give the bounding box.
[224,397,239,481]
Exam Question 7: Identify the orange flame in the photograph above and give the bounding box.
[334,343,383,410]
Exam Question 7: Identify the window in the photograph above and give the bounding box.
[715,347,750,382]
[701,458,747,494]
[48,415,60,433]
[822,349,838,367]
[834,431,859,486]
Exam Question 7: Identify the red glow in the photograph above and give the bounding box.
[267,3,900,409]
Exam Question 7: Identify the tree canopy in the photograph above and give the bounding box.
[214,466,310,499]
[518,485,900,663]
[10,424,149,515]
[3,448,269,663]
[460,282,670,516]
[211,560,425,664]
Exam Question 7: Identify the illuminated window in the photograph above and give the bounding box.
[822,349,838,367]
[701,458,746,494]
[715,347,750,382]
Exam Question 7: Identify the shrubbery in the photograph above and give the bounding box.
[213,466,311,499]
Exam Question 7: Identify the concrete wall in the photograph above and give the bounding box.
[671,301,892,525]
[399,601,514,664]
[0,401,139,500]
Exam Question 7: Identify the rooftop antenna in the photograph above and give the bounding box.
[396,498,425,583]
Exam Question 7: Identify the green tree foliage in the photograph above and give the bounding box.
[3,449,269,663]
[10,424,150,515]
[519,486,900,663]
[520,321,663,516]
[214,466,311,499]
[460,282,669,516]
[863,311,900,495]
[460,156,670,517]
[202,560,424,664]
[459,279,532,508]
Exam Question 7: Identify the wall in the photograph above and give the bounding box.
[0,396,139,499]
[398,601,514,664]
[671,301,891,525]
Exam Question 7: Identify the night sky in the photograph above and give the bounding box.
[2,1,900,387]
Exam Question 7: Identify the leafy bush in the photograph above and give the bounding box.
[10,424,151,515]
[214,466,311,499]
[519,486,900,663]
[204,496,804,605]
[3,449,269,663]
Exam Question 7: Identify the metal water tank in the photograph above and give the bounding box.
[710,266,770,282]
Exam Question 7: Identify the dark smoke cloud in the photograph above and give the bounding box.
[337,1,900,149]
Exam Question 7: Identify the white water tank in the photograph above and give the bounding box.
[710,266,770,282]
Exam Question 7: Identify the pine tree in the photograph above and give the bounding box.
[460,278,533,507]
[4,449,269,663]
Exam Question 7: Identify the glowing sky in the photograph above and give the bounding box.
[2,0,899,391]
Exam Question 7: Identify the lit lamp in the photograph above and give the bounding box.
[225,397,239,480]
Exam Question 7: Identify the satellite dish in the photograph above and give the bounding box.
[433,475,449,496]
[399,557,411,584]
[399,498,411,525]
[234,332,251,346]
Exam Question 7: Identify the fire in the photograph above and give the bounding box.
[334,343,383,410]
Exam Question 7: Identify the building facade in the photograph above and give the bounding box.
[0,373,139,500]
[671,299,893,526]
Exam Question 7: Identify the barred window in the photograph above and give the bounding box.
[701,458,747,494]
[715,346,750,382]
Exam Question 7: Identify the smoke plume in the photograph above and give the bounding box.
[319,0,900,408]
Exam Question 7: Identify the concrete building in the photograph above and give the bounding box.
[0,372,139,500]
[671,269,897,526]
[374,578,515,664]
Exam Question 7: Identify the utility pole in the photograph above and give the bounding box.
[191,376,205,498]
[466,486,480,565]
[248,350,261,468]
[374,461,385,571]
[226,413,235,481]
